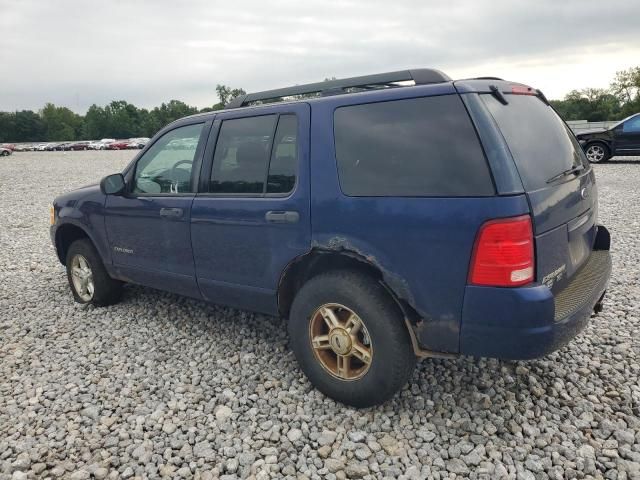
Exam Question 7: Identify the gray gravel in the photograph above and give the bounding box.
[1,151,639,480]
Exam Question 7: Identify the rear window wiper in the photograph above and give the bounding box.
[546,164,585,184]
[489,85,508,105]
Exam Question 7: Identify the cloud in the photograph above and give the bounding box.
[1,0,638,112]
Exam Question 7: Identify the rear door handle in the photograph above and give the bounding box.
[265,210,299,224]
[160,207,183,218]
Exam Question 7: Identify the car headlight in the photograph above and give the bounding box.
[49,205,56,225]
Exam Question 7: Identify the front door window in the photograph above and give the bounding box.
[133,123,204,194]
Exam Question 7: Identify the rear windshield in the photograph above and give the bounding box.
[481,94,587,190]
[334,95,494,197]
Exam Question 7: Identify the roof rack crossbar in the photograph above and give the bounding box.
[225,68,451,109]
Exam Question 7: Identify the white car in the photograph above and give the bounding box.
[0,147,12,156]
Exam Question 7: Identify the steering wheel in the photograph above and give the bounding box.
[170,160,193,192]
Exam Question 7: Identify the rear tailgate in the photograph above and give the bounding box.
[478,87,597,292]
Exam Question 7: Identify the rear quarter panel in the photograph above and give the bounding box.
[309,89,531,353]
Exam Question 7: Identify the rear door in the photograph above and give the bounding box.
[479,90,596,292]
[190,103,311,314]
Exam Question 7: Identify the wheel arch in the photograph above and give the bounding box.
[277,248,439,357]
[54,222,93,265]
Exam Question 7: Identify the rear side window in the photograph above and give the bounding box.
[334,95,494,197]
[211,115,276,194]
[267,115,297,194]
[210,114,298,195]
[481,94,586,190]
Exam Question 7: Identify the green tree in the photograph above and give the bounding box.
[145,100,199,137]
[551,89,621,122]
[83,104,109,139]
[14,111,46,141]
[610,67,640,117]
[213,84,246,109]
[0,112,17,142]
[40,103,83,141]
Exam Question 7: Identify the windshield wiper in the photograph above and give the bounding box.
[546,164,585,184]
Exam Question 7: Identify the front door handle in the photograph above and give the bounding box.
[265,210,299,224]
[160,207,183,218]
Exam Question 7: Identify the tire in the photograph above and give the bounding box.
[584,142,611,163]
[66,239,122,306]
[1,151,9,156]
[288,270,416,407]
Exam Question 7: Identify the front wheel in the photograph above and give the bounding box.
[66,239,122,306]
[288,271,416,407]
[585,142,610,163]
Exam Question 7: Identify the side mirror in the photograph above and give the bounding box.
[100,173,126,195]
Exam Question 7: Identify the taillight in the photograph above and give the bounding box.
[469,215,534,287]
[511,85,536,95]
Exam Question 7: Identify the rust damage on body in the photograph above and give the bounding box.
[311,237,457,359]
[315,236,415,305]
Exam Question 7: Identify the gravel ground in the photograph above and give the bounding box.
[0,151,639,480]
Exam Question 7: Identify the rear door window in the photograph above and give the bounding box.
[481,94,587,190]
[333,95,494,197]
[210,115,276,194]
[210,114,298,195]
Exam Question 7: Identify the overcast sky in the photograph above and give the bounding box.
[1,0,639,113]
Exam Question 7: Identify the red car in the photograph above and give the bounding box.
[1,143,16,151]
[106,140,131,150]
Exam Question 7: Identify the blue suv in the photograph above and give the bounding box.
[50,69,612,407]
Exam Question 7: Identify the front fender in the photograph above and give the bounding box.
[53,189,110,266]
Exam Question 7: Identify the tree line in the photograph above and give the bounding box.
[550,66,639,122]
[2,68,639,143]
[0,85,245,143]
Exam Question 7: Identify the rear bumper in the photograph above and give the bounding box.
[459,226,611,360]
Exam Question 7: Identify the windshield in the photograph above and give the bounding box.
[481,94,588,190]
[611,113,640,130]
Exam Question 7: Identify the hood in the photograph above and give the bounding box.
[54,183,101,207]
[575,128,608,137]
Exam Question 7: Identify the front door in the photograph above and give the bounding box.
[104,120,210,298]
[614,114,640,155]
[191,104,311,314]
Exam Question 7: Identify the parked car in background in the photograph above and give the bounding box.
[68,141,91,151]
[126,137,150,149]
[90,139,116,150]
[0,146,12,156]
[50,69,612,407]
[53,142,71,151]
[577,112,640,162]
[106,140,131,150]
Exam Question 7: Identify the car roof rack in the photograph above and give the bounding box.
[225,68,451,109]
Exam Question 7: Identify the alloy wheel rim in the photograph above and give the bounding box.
[71,254,94,301]
[309,303,373,381]
[586,145,604,162]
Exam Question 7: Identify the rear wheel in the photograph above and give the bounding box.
[585,142,610,163]
[66,239,122,306]
[288,271,416,407]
